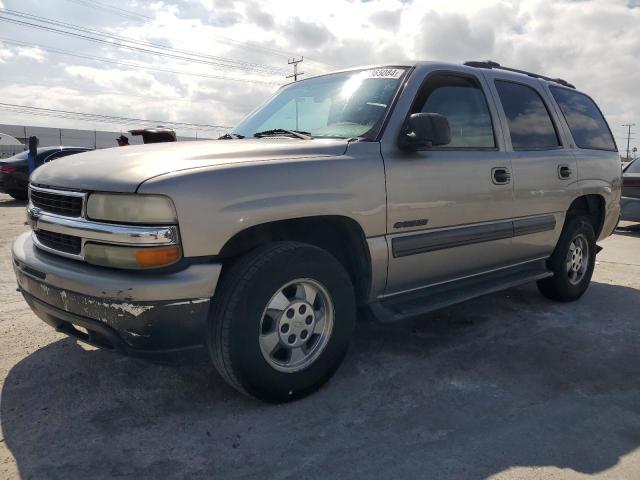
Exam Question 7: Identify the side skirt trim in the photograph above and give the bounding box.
[391,214,556,258]
[371,258,552,323]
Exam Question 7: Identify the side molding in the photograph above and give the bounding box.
[391,214,556,258]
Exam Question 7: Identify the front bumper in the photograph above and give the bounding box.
[13,231,223,363]
[621,196,640,222]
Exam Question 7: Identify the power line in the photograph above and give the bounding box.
[0,9,288,75]
[0,102,231,131]
[0,37,281,85]
[63,0,337,69]
[65,0,152,22]
[0,78,210,105]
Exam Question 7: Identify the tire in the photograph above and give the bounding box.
[8,189,27,201]
[208,241,356,402]
[537,215,597,302]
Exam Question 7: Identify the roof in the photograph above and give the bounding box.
[299,60,576,91]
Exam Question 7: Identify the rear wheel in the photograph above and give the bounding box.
[537,216,596,301]
[208,241,356,402]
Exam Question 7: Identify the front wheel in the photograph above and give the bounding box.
[208,241,356,402]
[537,216,597,302]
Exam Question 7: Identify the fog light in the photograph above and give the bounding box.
[85,244,181,269]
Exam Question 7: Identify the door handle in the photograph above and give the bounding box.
[492,167,511,185]
[558,165,572,179]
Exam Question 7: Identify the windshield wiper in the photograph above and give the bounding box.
[218,133,245,139]
[253,129,312,140]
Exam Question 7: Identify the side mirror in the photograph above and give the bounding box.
[399,113,451,151]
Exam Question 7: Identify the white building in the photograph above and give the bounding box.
[0,132,24,159]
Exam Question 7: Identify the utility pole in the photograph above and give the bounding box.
[286,57,304,130]
[94,129,97,149]
[622,123,635,161]
[59,128,62,145]
[286,57,304,82]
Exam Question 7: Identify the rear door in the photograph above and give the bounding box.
[485,74,577,261]
[381,67,517,294]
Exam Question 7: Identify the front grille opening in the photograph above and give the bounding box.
[30,190,82,217]
[36,230,82,255]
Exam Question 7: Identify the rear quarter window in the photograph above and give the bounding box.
[550,87,617,151]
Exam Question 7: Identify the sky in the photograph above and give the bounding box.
[0,0,638,151]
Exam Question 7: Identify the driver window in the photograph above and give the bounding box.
[414,74,496,149]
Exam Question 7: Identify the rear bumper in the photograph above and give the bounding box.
[621,196,640,222]
[12,231,223,363]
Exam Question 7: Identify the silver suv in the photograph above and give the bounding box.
[13,61,621,402]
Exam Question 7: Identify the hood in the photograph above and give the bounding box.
[30,138,349,192]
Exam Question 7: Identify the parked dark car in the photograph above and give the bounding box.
[0,147,91,200]
[621,159,640,222]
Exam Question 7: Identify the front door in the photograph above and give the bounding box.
[381,69,517,295]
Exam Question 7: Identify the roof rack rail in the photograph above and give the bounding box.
[463,60,575,89]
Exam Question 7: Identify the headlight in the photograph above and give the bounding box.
[84,244,181,269]
[86,193,177,224]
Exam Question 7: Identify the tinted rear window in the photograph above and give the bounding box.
[550,87,616,151]
[495,80,560,150]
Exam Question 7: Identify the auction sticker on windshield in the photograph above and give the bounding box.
[362,68,405,79]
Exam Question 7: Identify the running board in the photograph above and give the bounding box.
[371,260,552,323]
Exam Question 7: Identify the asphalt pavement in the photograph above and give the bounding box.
[1,193,639,480]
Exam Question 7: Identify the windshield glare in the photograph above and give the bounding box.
[234,67,407,139]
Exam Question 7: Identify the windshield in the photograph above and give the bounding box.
[233,67,408,139]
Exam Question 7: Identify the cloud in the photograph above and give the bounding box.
[0,0,638,151]
[416,11,495,61]
[369,9,403,31]
[245,1,276,29]
[285,18,333,48]
[0,47,14,64]
[15,47,46,63]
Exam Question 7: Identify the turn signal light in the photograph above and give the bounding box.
[84,244,181,269]
[135,246,181,268]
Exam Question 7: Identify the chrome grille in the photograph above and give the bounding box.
[30,189,83,217]
[35,230,82,255]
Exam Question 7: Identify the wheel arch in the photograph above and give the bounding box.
[217,215,372,305]
[565,194,606,238]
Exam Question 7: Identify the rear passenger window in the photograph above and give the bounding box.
[414,74,495,148]
[550,87,617,151]
[495,80,560,150]
[496,80,560,150]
